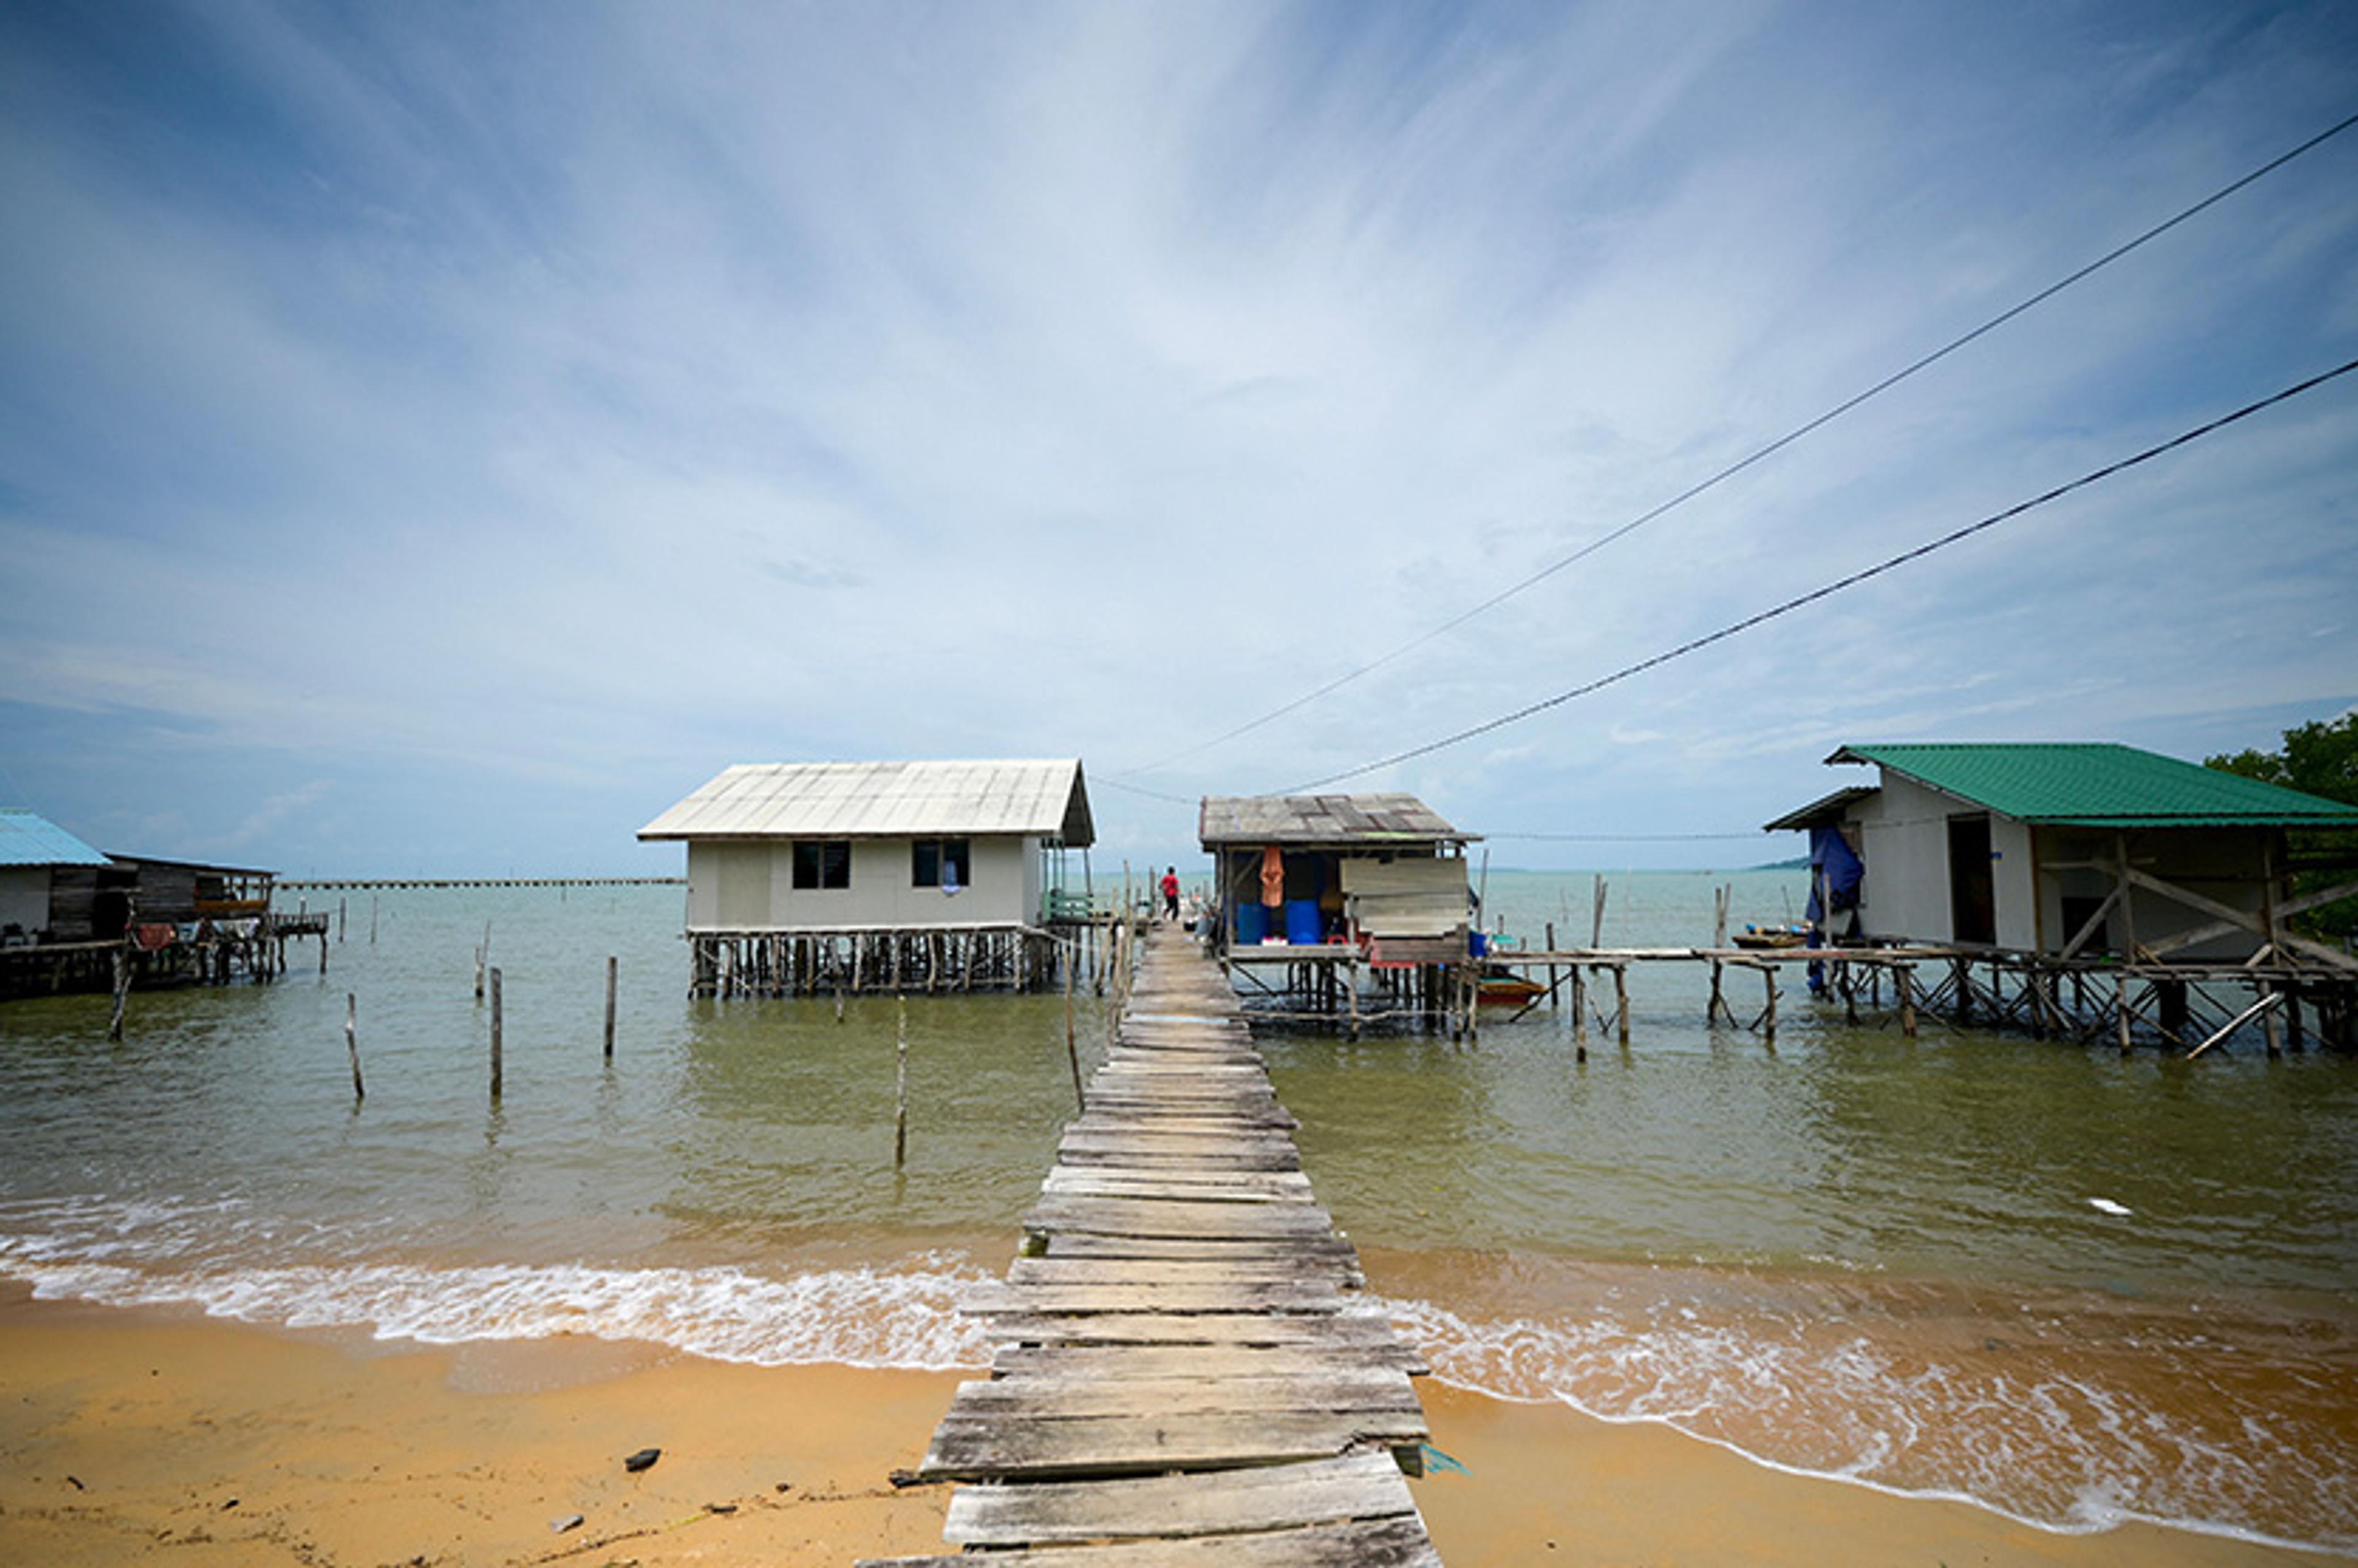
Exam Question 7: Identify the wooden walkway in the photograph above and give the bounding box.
[863,923,1439,1566]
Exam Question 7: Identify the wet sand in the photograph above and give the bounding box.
[0,1288,2338,1566]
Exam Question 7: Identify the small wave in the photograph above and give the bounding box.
[1375,1291,2358,1556]
[1,1242,995,1372]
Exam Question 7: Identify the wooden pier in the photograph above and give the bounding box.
[865,923,1440,1567]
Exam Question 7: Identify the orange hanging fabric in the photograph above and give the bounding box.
[1259,845,1285,907]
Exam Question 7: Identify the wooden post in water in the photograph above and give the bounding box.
[1571,966,1589,1064]
[1762,964,1778,1047]
[2263,982,2285,1058]
[1709,886,1729,1025]
[894,995,910,1170]
[1896,963,1918,1038]
[108,944,130,1042]
[338,898,346,944]
[489,967,504,1099]
[345,993,365,1101]
[1545,922,1559,1012]
[1612,963,1630,1047]
[1064,951,1084,1114]
[2116,972,2134,1055]
[603,955,618,1060]
[1590,875,1607,949]
[369,896,378,947]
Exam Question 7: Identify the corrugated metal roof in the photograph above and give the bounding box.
[0,808,113,868]
[637,759,1094,845]
[1761,785,1880,833]
[1197,793,1474,846]
[1831,743,2358,828]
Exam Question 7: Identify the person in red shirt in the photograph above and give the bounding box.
[1160,867,1180,922]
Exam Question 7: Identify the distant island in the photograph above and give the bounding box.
[1754,856,1810,871]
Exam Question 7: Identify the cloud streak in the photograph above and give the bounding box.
[1,0,2354,872]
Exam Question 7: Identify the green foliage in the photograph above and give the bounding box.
[2208,712,2358,938]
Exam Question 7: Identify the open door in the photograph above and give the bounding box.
[1947,814,1996,945]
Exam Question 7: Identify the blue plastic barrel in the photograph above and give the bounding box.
[1235,902,1270,944]
[1285,899,1323,945]
[1469,931,1489,958]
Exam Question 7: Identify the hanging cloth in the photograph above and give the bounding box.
[1260,845,1285,908]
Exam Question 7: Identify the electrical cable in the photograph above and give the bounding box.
[1283,355,2358,793]
[1115,108,2358,782]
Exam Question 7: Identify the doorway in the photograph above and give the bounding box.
[1947,815,1996,945]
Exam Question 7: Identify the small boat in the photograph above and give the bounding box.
[1476,966,1545,1005]
[1732,923,1810,950]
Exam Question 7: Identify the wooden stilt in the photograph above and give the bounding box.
[1064,953,1084,1114]
[603,955,618,1060]
[108,944,129,1042]
[346,993,365,1101]
[895,996,910,1169]
[1571,966,1588,1063]
[489,967,504,1100]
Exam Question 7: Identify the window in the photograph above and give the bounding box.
[792,839,850,890]
[913,838,971,889]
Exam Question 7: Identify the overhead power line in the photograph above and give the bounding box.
[1283,355,2358,793]
[1116,107,2358,782]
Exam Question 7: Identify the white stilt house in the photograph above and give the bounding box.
[636,759,1096,995]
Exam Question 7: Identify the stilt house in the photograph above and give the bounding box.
[637,759,1096,995]
[1765,742,2358,967]
[0,809,117,944]
[1198,793,1476,961]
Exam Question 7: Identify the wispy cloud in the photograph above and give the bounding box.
[1,1,2353,871]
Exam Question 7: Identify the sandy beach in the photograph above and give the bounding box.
[0,1287,2336,1568]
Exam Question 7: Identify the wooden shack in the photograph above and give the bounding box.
[1198,794,1475,959]
[0,808,119,944]
[636,758,1096,995]
[1765,742,2358,968]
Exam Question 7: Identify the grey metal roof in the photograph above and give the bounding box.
[637,759,1094,846]
[0,808,112,869]
[1197,793,1474,847]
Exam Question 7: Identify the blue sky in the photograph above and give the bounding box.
[2,1,2354,877]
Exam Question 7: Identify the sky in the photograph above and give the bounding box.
[2,0,2355,879]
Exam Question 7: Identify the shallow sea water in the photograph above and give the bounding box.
[0,875,2351,1550]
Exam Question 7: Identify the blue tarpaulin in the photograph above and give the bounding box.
[1805,826,1864,993]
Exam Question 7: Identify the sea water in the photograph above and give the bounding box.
[0,874,2351,1551]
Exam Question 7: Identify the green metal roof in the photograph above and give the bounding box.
[1829,743,2358,828]
[0,807,113,868]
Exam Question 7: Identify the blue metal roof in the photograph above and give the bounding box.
[0,809,114,868]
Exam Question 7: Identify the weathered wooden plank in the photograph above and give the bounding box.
[1056,1146,1305,1173]
[976,1310,1407,1349]
[1007,1257,1350,1290]
[1040,1171,1315,1204]
[940,1450,1417,1544]
[992,1341,1429,1381]
[1024,1197,1335,1238]
[1080,1104,1301,1128]
[964,1281,1345,1316]
[1068,1117,1303,1141]
[924,1407,1427,1481]
[857,1515,1441,1568]
[946,1370,1423,1419]
[1033,1233,1364,1281]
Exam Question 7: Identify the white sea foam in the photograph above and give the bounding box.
[0,1215,995,1371]
[1372,1291,2357,1556]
